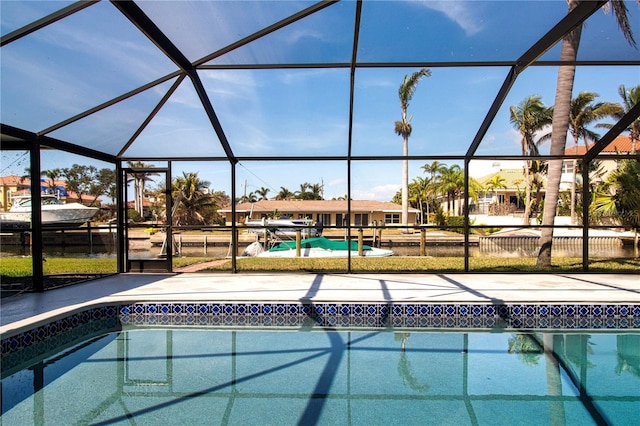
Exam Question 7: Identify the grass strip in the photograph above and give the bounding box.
[2,256,638,277]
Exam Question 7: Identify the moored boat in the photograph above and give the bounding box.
[0,195,99,229]
[243,236,393,258]
[245,216,322,238]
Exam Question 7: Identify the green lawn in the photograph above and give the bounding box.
[2,255,638,277]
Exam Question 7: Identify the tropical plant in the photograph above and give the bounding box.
[437,164,481,216]
[394,68,431,229]
[592,160,640,254]
[275,186,294,200]
[566,92,622,224]
[509,95,552,225]
[484,174,507,204]
[420,161,447,221]
[237,191,257,204]
[172,171,214,225]
[41,168,62,195]
[439,164,462,215]
[599,84,640,154]
[537,0,637,268]
[255,187,270,201]
[126,161,158,217]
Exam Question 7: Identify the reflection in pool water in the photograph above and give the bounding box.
[2,329,639,425]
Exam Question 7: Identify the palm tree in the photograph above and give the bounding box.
[567,92,622,224]
[309,183,324,200]
[255,187,270,201]
[275,186,294,200]
[599,84,640,154]
[439,164,462,215]
[537,0,636,268]
[484,174,507,205]
[296,182,311,200]
[41,168,62,195]
[420,161,446,221]
[421,160,447,180]
[127,161,158,217]
[409,176,429,223]
[394,68,431,230]
[592,159,640,256]
[172,171,212,225]
[510,95,552,225]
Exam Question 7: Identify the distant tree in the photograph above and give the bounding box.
[599,84,640,155]
[394,68,431,229]
[63,164,97,204]
[296,182,311,200]
[127,161,158,216]
[439,164,462,215]
[87,168,115,207]
[255,187,270,200]
[566,92,622,224]
[172,171,213,225]
[592,159,640,256]
[484,174,508,209]
[237,192,257,203]
[509,95,552,224]
[309,183,324,200]
[275,187,294,200]
[41,168,62,194]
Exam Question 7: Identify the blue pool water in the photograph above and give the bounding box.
[2,329,639,425]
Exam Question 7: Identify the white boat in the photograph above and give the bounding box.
[245,216,322,238]
[0,195,99,229]
[243,236,393,258]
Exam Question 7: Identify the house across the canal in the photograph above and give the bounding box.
[220,200,421,228]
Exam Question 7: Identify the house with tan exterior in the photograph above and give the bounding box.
[561,135,636,189]
[0,175,30,211]
[474,168,534,215]
[220,200,420,227]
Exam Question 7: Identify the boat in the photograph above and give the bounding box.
[242,236,393,258]
[0,195,99,229]
[245,216,322,238]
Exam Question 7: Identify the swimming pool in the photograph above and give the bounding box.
[2,323,639,425]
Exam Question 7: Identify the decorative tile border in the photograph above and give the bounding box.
[3,302,640,368]
[119,302,640,330]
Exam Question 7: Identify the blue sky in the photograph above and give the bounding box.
[1,1,638,202]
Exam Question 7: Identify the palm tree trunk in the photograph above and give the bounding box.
[524,162,532,225]
[537,1,582,268]
[402,136,409,231]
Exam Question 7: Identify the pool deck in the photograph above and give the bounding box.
[1,272,639,337]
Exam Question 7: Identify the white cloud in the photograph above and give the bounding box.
[418,1,483,36]
[352,183,400,202]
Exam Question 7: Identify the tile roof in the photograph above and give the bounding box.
[475,168,533,190]
[564,135,636,155]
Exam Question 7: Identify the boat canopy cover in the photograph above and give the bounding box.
[269,237,372,252]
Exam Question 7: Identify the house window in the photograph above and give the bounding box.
[336,213,347,227]
[355,214,369,227]
[317,214,331,226]
[562,162,574,173]
[384,213,400,224]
